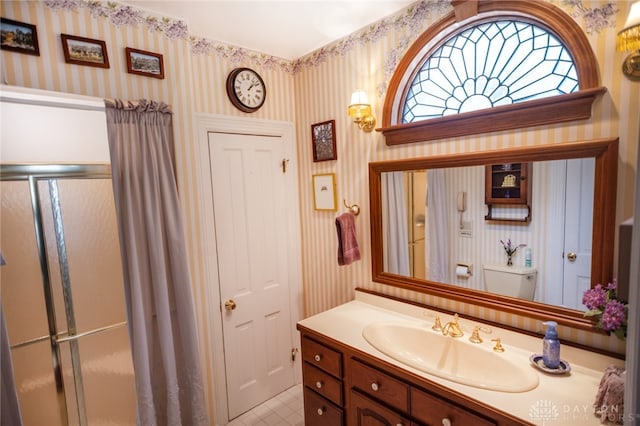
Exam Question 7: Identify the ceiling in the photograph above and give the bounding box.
[123,0,416,60]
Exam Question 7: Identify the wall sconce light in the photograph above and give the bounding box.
[617,0,640,80]
[348,90,376,132]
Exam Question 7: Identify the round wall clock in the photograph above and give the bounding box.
[226,67,266,113]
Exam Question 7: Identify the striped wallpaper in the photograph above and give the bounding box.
[1,0,637,417]
[292,0,637,357]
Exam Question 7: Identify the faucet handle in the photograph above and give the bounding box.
[432,316,443,331]
[469,326,483,343]
[491,338,505,352]
[469,325,492,343]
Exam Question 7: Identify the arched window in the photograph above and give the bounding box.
[381,1,605,145]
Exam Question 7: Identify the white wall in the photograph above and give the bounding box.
[442,161,568,305]
[0,85,109,163]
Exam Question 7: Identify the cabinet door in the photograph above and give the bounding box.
[350,390,411,426]
[485,163,530,204]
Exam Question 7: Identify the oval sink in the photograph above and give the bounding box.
[362,322,539,393]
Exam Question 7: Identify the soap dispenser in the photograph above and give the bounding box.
[542,321,560,369]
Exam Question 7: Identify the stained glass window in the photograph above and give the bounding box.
[402,20,578,123]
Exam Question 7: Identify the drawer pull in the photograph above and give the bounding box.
[442,418,452,426]
[371,382,379,392]
[314,354,322,362]
[315,381,323,389]
[317,407,325,416]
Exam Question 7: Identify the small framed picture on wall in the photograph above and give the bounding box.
[61,34,109,68]
[311,119,337,162]
[312,173,337,211]
[125,47,164,79]
[0,18,39,56]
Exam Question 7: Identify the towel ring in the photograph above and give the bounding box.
[343,199,360,216]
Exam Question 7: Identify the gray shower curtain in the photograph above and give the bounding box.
[105,99,208,426]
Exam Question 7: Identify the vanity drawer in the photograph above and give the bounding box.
[302,336,343,378]
[303,362,343,405]
[411,387,496,426]
[304,386,344,426]
[350,358,409,412]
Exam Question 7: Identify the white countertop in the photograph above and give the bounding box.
[298,290,625,425]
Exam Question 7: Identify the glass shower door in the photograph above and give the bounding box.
[1,165,136,426]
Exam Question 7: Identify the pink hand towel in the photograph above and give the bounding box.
[594,365,625,424]
[336,212,360,266]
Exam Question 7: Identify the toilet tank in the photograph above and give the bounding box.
[483,264,537,301]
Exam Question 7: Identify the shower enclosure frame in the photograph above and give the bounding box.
[1,164,128,426]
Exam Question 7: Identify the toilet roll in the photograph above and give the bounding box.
[456,265,471,278]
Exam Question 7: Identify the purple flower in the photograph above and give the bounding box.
[500,238,526,256]
[189,37,214,55]
[108,5,143,27]
[582,284,607,311]
[163,20,188,40]
[43,0,82,11]
[582,281,627,339]
[601,300,626,332]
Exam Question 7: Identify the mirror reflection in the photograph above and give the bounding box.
[382,158,595,311]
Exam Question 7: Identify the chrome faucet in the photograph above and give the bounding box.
[442,314,464,337]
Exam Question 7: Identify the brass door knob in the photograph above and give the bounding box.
[224,299,237,311]
[567,252,577,262]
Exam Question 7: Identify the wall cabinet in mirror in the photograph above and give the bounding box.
[485,162,532,222]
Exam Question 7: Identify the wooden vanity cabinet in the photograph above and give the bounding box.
[298,326,531,426]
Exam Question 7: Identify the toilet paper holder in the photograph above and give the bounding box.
[456,263,473,277]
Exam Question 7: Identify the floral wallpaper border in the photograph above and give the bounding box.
[43,0,619,84]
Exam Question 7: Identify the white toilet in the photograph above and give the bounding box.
[483,264,537,301]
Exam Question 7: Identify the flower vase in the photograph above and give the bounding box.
[507,255,513,266]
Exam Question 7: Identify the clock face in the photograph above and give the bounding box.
[226,68,266,113]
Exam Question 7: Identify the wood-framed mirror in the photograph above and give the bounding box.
[369,138,618,330]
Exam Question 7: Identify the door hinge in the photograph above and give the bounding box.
[281,158,290,174]
[291,347,299,362]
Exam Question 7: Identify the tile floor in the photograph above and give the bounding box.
[226,384,304,426]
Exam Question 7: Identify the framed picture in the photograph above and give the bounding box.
[61,34,109,68]
[0,18,39,56]
[311,119,337,162]
[125,47,164,79]
[312,173,337,211]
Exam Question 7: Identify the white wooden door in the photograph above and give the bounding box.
[208,132,295,419]
[562,158,595,309]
